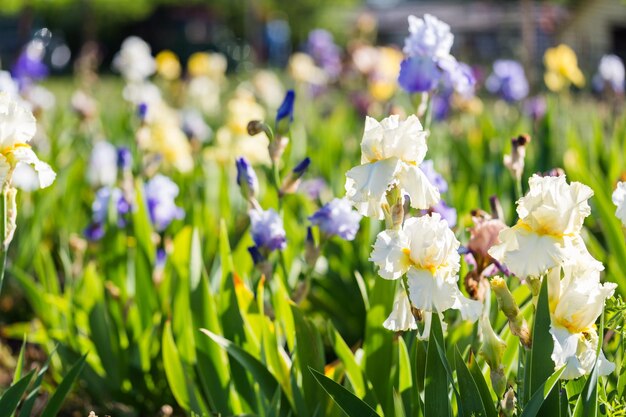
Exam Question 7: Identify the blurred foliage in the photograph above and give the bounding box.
[0,0,358,45]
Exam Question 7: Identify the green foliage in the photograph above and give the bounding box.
[1,75,624,416]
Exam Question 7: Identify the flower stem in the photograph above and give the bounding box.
[0,190,8,293]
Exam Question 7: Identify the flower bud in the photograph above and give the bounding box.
[137,102,148,123]
[491,276,532,349]
[269,135,289,163]
[503,134,531,182]
[3,187,17,250]
[275,90,295,136]
[117,147,133,171]
[279,157,310,197]
[247,120,269,136]
[248,245,265,265]
[479,315,507,397]
[304,227,320,268]
[500,387,517,417]
[235,156,259,202]
[467,216,506,274]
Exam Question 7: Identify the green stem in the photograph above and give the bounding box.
[278,250,290,290]
[515,177,523,201]
[0,190,7,293]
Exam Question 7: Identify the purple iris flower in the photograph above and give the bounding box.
[84,186,132,241]
[431,200,457,228]
[398,56,441,93]
[235,156,259,201]
[309,198,362,241]
[11,42,48,86]
[144,174,184,232]
[439,57,475,97]
[486,60,529,102]
[249,208,287,251]
[432,93,452,121]
[117,147,133,171]
[298,178,328,200]
[306,29,342,79]
[523,96,547,121]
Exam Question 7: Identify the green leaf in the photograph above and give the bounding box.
[0,370,35,417]
[201,329,293,416]
[454,347,489,417]
[392,389,407,417]
[424,313,451,417]
[163,320,191,409]
[468,354,498,417]
[362,277,396,415]
[310,368,380,417]
[18,347,55,417]
[528,276,559,414]
[162,321,206,414]
[329,327,366,398]
[40,354,88,417]
[520,366,565,417]
[12,336,26,384]
[290,304,326,416]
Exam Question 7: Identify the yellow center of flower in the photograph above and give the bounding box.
[1,143,30,163]
[402,247,438,274]
[555,315,593,335]
[514,219,574,239]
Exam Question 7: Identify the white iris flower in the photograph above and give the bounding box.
[612,181,626,227]
[547,261,616,380]
[0,93,55,189]
[371,213,482,336]
[489,174,594,278]
[345,115,440,219]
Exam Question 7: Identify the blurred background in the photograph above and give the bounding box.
[1,0,625,84]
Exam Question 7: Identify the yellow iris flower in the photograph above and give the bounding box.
[543,44,585,92]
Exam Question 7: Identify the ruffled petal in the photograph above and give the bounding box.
[397,164,440,210]
[550,324,585,380]
[383,285,417,331]
[370,229,410,280]
[10,146,56,188]
[345,158,401,218]
[488,225,567,278]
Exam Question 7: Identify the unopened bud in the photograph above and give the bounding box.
[391,200,404,229]
[236,156,259,203]
[500,387,517,417]
[275,90,295,136]
[248,245,265,265]
[504,134,531,181]
[269,135,289,163]
[305,227,320,268]
[279,157,310,197]
[247,120,273,139]
[491,276,532,349]
[3,187,16,250]
[479,315,507,397]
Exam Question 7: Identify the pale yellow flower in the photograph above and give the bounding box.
[252,70,285,109]
[370,47,403,101]
[187,52,227,80]
[544,44,585,92]
[155,50,181,80]
[288,52,328,86]
[136,103,193,173]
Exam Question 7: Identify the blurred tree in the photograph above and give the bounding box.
[1,0,358,45]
